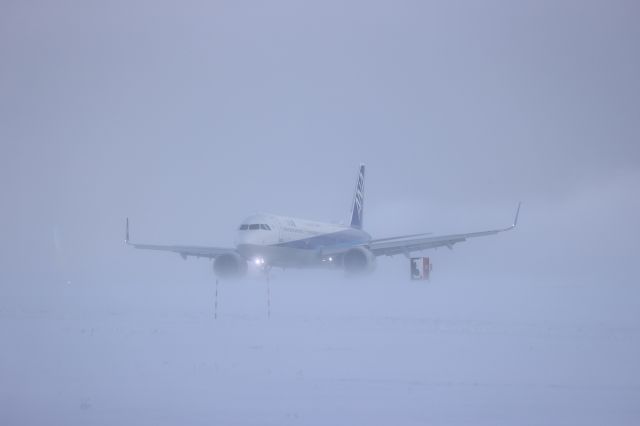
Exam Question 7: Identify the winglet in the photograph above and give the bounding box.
[125,217,130,244]
[512,202,521,228]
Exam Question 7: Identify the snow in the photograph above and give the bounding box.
[2,273,639,425]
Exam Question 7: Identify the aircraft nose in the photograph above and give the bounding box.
[236,231,250,245]
[237,230,259,245]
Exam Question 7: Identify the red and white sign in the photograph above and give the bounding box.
[410,257,432,280]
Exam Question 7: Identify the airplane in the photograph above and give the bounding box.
[126,164,520,278]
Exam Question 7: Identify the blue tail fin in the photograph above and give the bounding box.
[349,164,365,229]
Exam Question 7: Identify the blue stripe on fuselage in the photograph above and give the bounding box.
[276,228,370,250]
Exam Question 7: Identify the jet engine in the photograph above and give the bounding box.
[342,247,376,275]
[213,253,248,279]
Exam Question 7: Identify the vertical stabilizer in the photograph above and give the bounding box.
[349,164,365,229]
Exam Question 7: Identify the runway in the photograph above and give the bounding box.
[1,275,639,425]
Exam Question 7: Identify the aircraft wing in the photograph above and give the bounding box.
[125,219,235,259]
[369,203,521,257]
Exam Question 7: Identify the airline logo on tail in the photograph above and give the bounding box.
[350,164,365,229]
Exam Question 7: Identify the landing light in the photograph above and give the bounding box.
[254,257,265,265]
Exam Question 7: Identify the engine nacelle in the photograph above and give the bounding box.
[213,253,248,279]
[342,247,376,275]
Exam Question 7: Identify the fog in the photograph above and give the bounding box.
[1,1,639,424]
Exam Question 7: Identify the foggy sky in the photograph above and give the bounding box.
[1,0,639,290]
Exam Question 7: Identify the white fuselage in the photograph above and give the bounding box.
[235,213,371,268]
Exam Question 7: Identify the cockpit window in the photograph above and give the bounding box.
[240,223,272,231]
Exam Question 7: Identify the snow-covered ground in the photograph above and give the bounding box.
[2,272,639,425]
